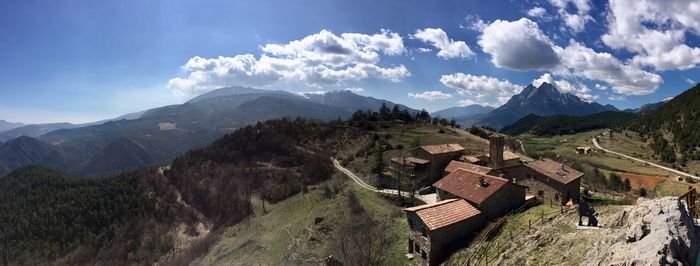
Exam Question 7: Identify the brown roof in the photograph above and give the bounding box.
[391,156,429,165]
[445,160,495,175]
[433,169,509,205]
[483,150,520,160]
[418,144,465,155]
[403,199,481,230]
[461,155,482,163]
[524,158,583,184]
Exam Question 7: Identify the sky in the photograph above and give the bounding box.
[0,0,699,124]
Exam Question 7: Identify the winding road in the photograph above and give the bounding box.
[332,159,437,204]
[592,137,699,181]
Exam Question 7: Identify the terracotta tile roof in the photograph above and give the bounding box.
[403,199,481,230]
[445,160,495,175]
[433,169,509,205]
[391,156,430,165]
[524,158,583,184]
[461,155,482,163]
[418,144,465,155]
[484,150,521,160]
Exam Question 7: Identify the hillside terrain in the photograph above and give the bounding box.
[443,197,697,265]
[0,87,408,177]
[500,111,637,136]
[627,84,700,165]
[0,114,430,265]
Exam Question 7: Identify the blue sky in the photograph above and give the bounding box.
[1,0,698,123]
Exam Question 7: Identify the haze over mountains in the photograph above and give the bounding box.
[431,104,494,119]
[0,119,25,132]
[0,87,412,177]
[0,82,682,177]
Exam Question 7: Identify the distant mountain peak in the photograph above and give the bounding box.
[469,83,619,129]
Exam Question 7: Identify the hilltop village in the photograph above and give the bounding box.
[393,135,583,266]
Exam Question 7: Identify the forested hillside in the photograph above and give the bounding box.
[0,107,428,265]
[627,84,700,164]
[501,111,637,136]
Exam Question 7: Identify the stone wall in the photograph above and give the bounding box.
[406,212,432,266]
[501,164,580,204]
[479,183,526,219]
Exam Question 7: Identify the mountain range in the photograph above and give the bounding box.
[457,82,619,129]
[0,119,25,132]
[0,87,412,177]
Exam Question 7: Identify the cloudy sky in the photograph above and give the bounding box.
[1,0,699,123]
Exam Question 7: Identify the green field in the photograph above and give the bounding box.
[520,129,699,197]
[521,130,672,176]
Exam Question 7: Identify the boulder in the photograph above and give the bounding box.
[596,197,698,265]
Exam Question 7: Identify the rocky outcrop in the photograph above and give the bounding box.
[591,197,698,265]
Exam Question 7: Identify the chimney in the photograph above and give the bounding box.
[479,176,488,187]
[489,134,504,169]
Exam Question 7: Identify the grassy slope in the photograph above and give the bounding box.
[198,180,410,266]
[520,129,700,196]
[344,122,488,177]
[443,204,562,266]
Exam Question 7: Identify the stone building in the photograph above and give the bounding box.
[433,169,527,219]
[469,135,521,169]
[410,144,465,181]
[500,158,582,204]
[576,146,592,154]
[402,199,485,266]
[390,156,430,180]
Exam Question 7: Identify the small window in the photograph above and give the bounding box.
[421,227,427,238]
[538,190,544,197]
[421,250,427,260]
[555,193,559,200]
[415,243,420,252]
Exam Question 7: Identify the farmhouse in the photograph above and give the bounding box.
[410,144,465,181]
[433,169,526,219]
[390,156,430,180]
[403,199,485,266]
[500,158,582,205]
[576,146,592,154]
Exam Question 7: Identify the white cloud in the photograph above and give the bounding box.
[608,95,626,101]
[594,84,608,91]
[554,40,662,95]
[602,0,700,70]
[527,7,547,18]
[532,73,599,101]
[440,73,523,106]
[457,99,498,107]
[412,28,475,59]
[548,0,594,33]
[478,17,661,96]
[344,87,365,93]
[686,78,696,84]
[168,29,410,97]
[478,18,560,70]
[416,47,433,53]
[408,90,454,101]
[295,90,327,98]
[465,14,488,31]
